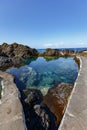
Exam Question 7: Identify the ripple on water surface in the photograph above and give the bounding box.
[6,57,78,95]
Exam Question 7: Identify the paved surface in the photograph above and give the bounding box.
[59,56,87,130]
[0,71,26,130]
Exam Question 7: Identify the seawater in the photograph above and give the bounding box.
[6,57,78,95]
[37,48,87,53]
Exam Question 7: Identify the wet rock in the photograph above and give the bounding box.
[0,43,38,70]
[0,56,26,71]
[74,56,80,69]
[23,89,43,106]
[21,89,57,130]
[44,83,74,126]
[34,104,50,130]
[0,57,12,67]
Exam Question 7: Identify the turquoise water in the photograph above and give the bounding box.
[6,57,78,95]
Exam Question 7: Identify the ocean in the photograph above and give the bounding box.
[37,48,87,53]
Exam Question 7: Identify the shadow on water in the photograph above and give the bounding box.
[21,57,38,64]
[20,88,58,130]
[14,77,26,90]
[0,78,2,99]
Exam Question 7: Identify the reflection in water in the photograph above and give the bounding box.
[6,57,78,95]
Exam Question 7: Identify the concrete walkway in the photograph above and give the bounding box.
[59,56,87,130]
[0,71,26,130]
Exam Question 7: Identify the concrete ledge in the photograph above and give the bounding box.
[58,56,87,130]
[0,71,26,130]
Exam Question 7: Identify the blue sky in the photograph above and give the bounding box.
[0,0,87,48]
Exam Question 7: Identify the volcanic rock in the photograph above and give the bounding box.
[43,83,74,126]
[0,42,38,58]
[43,48,75,57]
[23,89,43,106]
[21,89,51,130]
[43,48,63,56]
[0,43,38,70]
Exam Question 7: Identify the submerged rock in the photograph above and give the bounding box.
[15,66,38,88]
[43,83,74,127]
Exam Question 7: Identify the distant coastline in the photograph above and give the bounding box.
[37,47,87,53]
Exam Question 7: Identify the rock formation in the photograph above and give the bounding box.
[78,50,87,56]
[42,48,76,57]
[44,83,74,127]
[43,48,63,56]
[19,83,74,130]
[0,43,38,70]
[0,42,38,58]
[21,89,52,130]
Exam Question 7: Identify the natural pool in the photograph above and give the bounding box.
[6,57,78,95]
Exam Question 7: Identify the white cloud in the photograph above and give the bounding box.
[43,41,87,48]
[76,42,87,47]
[43,41,65,48]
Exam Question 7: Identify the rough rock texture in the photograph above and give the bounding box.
[0,42,38,58]
[74,56,80,69]
[21,89,50,130]
[43,48,63,56]
[0,56,12,66]
[78,50,87,56]
[43,83,74,127]
[0,42,38,70]
[62,49,75,56]
[42,48,76,57]
[0,71,26,130]
[0,56,26,71]
[21,89,52,130]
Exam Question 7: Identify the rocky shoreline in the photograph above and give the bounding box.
[0,42,82,70]
[0,42,84,130]
[0,43,38,70]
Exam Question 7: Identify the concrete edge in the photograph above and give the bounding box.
[58,56,82,130]
[0,71,27,130]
